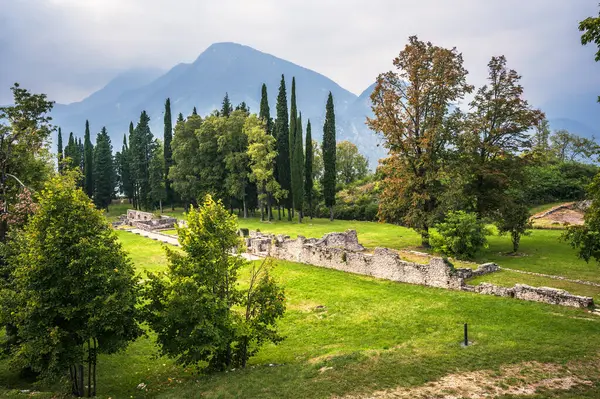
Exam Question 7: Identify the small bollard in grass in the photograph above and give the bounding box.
[464,323,468,346]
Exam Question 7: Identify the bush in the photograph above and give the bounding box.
[431,211,488,259]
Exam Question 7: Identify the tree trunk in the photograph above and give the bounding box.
[159,199,163,214]
[278,206,281,220]
[421,228,430,248]
[87,341,91,397]
[329,206,334,221]
[297,210,302,223]
[287,208,292,221]
[243,197,248,219]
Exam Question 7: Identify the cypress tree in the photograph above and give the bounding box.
[322,92,337,221]
[177,113,184,123]
[64,132,77,170]
[164,98,174,209]
[291,112,304,222]
[259,83,271,134]
[93,127,115,210]
[57,127,63,172]
[120,134,134,203]
[192,107,198,116]
[83,120,94,198]
[289,77,298,162]
[129,111,155,210]
[304,119,313,219]
[275,75,292,220]
[78,138,84,172]
[221,93,233,117]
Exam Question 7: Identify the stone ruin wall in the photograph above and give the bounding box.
[246,230,594,309]
[121,210,177,231]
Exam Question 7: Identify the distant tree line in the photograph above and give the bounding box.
[56,76,371,223]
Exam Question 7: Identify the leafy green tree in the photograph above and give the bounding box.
[93,127,114,210]
[336,141,369,186]
[550,130,600,162]
[163,98,175,210]
[0,83,54,240]
[291,111,304,221]
[0,172,142,396]
[494,198,531,253]
[367,36,472,246]
[149,141,166,212]
[169,114,203,206]
[221,93,233,117]
[564,173,600,264]
[460,55,543,217]
[219,110,250,217]
[83,120,94,198]
[197,115,227,201]
[129,111,156,210]
[142,195,285,371]
[246,115,285,221]
[275,75,291,219]
[580,5,600,102]
[235,102,250,114]
[531,118,552,160]
[322,92,337,221]
[431,210,488,259]
[57,127,63,172]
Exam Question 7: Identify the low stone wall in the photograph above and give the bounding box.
[463,283,593,308]
[124,210,177,231]
[246,230,594,309]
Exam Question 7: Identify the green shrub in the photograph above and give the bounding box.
[431,211,488,259]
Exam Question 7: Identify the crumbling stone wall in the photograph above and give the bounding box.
[463,283,593,308]
[246,230,594,309]
[125,210,177,231]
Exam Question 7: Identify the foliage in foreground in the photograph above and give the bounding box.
[142,195,285,371]
[0,172,142,396]
[431,211,488,259]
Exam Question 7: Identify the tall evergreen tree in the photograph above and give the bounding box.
[177,113,184,123]
[291,112,304,222]
[259,83,271,134]
[120,135,134,202]
[129,111,155,210]
[275,75,292,220]
[221,93,233,117]
[322,92,337,221]
[78,138,84,174]
[64,132,78,170]
[304,119,313,219]
[83,120,94,198]
[149,141,166,212]
[163,98,174,209]
[289,77,298,162]
[235,102,250,114]
[57,127,63,172]
[192,107,198,116]
[93,127,114,210]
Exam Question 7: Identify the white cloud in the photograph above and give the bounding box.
[0,0,598,107]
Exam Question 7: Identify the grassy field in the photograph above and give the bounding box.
[2,232,599,398]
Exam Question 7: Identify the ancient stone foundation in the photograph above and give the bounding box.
[123,210,177,231]
[246,230,594,309]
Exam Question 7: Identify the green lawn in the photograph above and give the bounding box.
[1,230,599,398]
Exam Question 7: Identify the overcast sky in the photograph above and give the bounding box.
[1,0,598,107]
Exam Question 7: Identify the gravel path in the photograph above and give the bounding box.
[128,229,261,261]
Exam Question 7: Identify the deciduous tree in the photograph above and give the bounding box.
[367,36,472,246]
[0,172,141,397]
[336,141,369,186]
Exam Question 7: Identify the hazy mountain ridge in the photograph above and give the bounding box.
[50,42,598,165]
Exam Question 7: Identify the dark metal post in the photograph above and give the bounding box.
[464,323,468,346]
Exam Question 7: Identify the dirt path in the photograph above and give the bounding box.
[336,360,595,399]
[128,229,261,261]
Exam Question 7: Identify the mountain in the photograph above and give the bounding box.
[51,42,375,158]
[50,42,598,166]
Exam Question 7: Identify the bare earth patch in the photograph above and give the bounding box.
[531,203,584,229]
[335,361,593,399]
